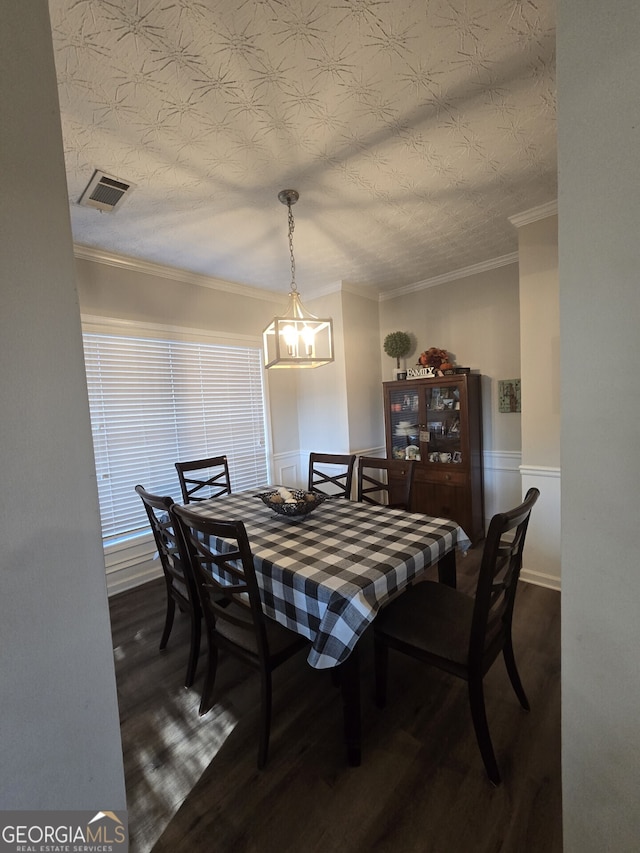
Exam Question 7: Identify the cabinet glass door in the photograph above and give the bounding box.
[387,386,421,461]
[423,383,463,464]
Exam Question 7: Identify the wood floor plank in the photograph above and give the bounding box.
[108,546,562,853]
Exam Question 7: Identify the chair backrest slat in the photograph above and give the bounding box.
[357,456,416,510]
[175,455,231,503]
[308,452,356,499]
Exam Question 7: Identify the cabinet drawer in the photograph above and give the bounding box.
[416,468,467,487]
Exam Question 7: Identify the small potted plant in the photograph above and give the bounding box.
[383,331,412,379]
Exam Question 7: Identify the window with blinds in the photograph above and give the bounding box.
[82,331,269,543]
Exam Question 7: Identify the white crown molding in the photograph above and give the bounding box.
[73,244,377,305]
[508,200,558,228]
[302,279,380,302]
[379,252,519,301]
[303,279,344,299]
[74,243,525,306]
[81,313,261,346]
[73,244,285,304]
[340,281,381,301]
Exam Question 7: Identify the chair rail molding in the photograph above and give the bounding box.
[519,464,561,478]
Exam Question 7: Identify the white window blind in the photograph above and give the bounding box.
[82,331,269,543]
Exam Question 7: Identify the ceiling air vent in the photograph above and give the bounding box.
[78,170,135,212]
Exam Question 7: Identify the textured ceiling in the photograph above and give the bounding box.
[49,0,556,297]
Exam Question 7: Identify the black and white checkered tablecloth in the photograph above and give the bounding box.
[186,490,471,669]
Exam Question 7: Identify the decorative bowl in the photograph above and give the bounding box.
[257,488,327,518]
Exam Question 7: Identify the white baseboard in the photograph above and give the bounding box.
[105,531,162,597]
[107,561,163,597]
[520,568,561,591]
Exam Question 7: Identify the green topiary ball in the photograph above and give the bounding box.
[383,331,412,367]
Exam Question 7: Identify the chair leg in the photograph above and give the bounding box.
[159,594,176,650]
[373,635,388,709]
[257,668,273,770]
[468,676,501,786]
[503,636,530,711]
[184,613,201,689]
[198,638,218,716]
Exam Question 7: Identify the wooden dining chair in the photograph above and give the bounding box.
[170,503,309,769]
[308,452,356,499]
[135,485,202,688]
[373,487,540,785]
[357,456,416,510]
[175,454,231,503]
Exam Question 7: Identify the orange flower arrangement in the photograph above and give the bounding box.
[417,347,450,369]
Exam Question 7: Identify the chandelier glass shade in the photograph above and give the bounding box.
[263,190,334,369]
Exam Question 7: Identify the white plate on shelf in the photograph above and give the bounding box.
[395,422,417,435]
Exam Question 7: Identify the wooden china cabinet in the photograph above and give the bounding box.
[382,373,484,544]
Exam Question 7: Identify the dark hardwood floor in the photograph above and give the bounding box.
[108,547,562,853]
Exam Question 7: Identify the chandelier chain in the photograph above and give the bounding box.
[287,202,297,293]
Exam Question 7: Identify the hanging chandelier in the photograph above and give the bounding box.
[263,189,334,369]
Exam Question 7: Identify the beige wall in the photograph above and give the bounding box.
[379,263,522,454]
[0,3,125,809]
[513,212,561,586]
[265,285,385,467]
[296,289,350,455]
[379,264,524,528]
[342,289,385,453]
[559,1,640,848]
[518,215,560,467]
[77,256,278,335]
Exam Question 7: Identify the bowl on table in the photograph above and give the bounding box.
[257,487,327,518]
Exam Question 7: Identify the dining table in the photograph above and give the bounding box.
[185,487,471,766]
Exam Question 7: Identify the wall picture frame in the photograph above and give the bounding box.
[498,379,521,413]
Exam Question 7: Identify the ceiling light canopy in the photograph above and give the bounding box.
[263,190,334,369]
